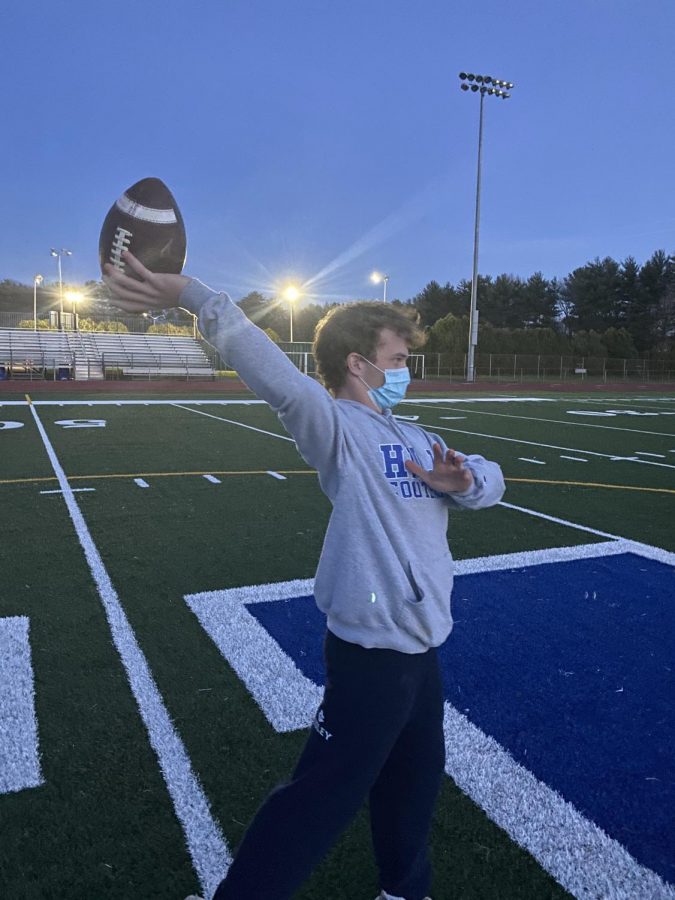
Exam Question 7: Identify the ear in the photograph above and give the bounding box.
[345,352,365,376]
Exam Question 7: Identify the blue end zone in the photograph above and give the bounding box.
[247,552,675,884]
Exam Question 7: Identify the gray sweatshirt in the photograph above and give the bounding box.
[181,279,506,654]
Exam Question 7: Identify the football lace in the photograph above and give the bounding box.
[110,226,133,270]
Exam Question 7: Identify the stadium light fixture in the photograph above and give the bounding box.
[65,290,83,330]
[33,274,43,332]
[65,290,82,307]
[370,271,390,302]
[49,248,72,331]
[458,70,515,382]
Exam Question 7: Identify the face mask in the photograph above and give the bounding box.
[358,357,411,410]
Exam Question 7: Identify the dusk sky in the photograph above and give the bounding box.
[2,0,673,305]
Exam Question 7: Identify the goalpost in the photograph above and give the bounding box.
[408,354,425,380]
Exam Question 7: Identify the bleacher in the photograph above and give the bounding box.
[0,329,215,381]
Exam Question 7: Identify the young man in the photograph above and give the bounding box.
[105,252,506,900]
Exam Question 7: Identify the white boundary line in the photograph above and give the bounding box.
[1,396,673,408]
[0,616,43,795]
[443,700,675,900]
[185,578,322,734]
[26,402,231,897]
[185,537,675,899]
[405,401,675,438]
[0,399,266,406]
[419,421,675,470]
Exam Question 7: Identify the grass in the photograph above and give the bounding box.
[1,388,673,899]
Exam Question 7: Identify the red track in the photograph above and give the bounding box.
[0,378,672,396]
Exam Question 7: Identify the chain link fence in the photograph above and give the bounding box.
[3,317,672,383]
[273,346,674,384]
[423,352,674,383]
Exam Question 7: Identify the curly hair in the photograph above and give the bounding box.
[313,302,425,394]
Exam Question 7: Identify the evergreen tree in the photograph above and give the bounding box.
[410,281,455,327]
[484,274,524,328]
[522,272,558,328]
[562,257,623,332]
[639,250,674,350]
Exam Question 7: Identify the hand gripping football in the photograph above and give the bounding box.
[99,177,187,279]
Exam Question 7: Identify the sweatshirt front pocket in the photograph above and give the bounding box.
[393,553,454,646]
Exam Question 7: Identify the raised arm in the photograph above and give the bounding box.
[104,252,344,475]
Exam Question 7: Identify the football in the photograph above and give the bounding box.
[99,177,187,279]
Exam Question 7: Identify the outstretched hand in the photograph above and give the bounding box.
[405,443,474,494]
[103,251,190,312]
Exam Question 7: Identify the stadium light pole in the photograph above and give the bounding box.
[178,306,199,339]
[50,248,72,331]
[33,274,43,332]
[283,286,300,342]
[370,271,390,302]
[459,72,514,382]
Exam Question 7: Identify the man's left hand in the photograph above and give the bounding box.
[404,442,474,494]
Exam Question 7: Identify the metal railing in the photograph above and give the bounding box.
[0,311,196,334]
[423,353,675,383]
[269,351,675,384]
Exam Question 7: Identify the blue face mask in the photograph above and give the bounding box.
[358,357,411,410]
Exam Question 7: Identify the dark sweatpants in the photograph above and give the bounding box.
[213,630,446,900]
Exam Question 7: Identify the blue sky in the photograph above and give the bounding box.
[2,0,673,304]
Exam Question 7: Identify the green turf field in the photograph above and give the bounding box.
[1,390,673,899]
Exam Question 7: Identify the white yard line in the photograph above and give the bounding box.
[559,455,588,462]
[498,501,627,542]
[172,402,294,442]
[203,475,221,484]
[518,458,546,465]
[266,471,287,480]
[26,402,231,897]
[406,402,675,438]
[420,421,675,470]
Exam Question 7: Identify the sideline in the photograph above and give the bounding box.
[23,394,231,897]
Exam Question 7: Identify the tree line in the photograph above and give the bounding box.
[1,248,672,356]
[411,250,673,355]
